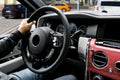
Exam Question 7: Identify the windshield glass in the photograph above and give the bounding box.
[4,5,15,10]
[101,1,120,6]
[1,0,120,35]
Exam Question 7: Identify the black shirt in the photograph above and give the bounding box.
[0,30,23,58]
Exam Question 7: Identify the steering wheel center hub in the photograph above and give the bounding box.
[28,27,51,56]
[32,35,40,46]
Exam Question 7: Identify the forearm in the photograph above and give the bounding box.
[0,19,35,58]
[0,30,23,58]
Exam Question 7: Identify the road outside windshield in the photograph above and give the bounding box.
[0,0,120,35]
[0,0,94,35]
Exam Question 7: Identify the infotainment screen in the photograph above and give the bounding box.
[102,23,120,42]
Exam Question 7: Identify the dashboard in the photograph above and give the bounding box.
[41,18,89,35]
[39,13,100,40]
[1,11,120,79]
[38,11,120,80]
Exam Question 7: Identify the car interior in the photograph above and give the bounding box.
[1,0,120,80]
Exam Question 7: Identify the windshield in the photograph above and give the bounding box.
[0,0,120,34]
[101,1,120,6]
[4,5,15,10]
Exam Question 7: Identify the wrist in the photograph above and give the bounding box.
[18,26,25,35]
[17,30,24,37]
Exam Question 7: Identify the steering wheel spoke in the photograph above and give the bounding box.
[50,31,63,37]
[32,60,42,69]
[50,31,63,48]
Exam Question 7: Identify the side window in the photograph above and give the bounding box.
[54,4,57,6]
[17,5,22,8]
[93,0,98,6]
[57,4,60,6]
[61,4,64,6]
[58,4,60,6]
[101,1,120,6]
[47,0,52,1]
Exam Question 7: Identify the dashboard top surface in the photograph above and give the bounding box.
[41,10,120,19]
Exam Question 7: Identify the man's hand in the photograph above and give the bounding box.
[18,19,36,35]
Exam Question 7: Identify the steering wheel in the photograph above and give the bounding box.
[21,6,70,73]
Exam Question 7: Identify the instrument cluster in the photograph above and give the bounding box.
[56,22,87,36]
[41,19,88,36]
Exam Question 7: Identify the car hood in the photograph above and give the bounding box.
[17,0,46,12]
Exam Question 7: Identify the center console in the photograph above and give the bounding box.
[87,21,120,80]
[88,39,120,80]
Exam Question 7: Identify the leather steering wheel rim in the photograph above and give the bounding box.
[21,6,70,73]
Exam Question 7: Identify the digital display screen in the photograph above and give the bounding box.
[103,23,120,42]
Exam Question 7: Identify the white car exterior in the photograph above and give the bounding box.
[94,0,120,14]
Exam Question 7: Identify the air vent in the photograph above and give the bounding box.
[92,51,108,68]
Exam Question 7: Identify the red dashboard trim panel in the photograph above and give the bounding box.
[88,39,120,80]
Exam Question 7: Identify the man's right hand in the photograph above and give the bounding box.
[18,19,36,35]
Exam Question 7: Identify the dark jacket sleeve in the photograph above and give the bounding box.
[0,30,23,58]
